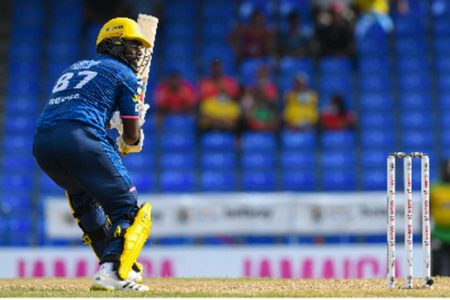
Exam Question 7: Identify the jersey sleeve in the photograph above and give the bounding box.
[116,70,140,119]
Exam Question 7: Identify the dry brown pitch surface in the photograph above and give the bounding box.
[0,277,449,297]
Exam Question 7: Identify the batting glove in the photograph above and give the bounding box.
[110,111,123,134]
[116,129,144,155]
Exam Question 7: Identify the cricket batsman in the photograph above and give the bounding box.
[32,17,155,291]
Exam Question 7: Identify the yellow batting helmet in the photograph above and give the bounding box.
[96,17,151,48]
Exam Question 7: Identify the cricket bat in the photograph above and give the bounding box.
[136,14,159,109]
[110,14,158,133]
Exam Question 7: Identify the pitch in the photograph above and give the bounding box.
[0,277,449,297]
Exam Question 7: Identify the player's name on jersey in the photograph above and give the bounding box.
[48,93,80,105]
[70,60,100,70]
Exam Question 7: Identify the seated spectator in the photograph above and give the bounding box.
[319,93,357,131]
[229,10,275,64]
[198,87,242,134]
[154,69,197,122]
[282,74,319,131]
[199,60,240,101]
[277,11,313,58]
[241,66,279,131]
[354,0,409,41]
[315,1,355,57]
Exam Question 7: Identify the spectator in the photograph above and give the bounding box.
[154,69,197,122]
[319,93,356,131]
[199,60,240,101]
[282,74,319,131]
[198,87,242,134]
[315,1,355,57]
[354,0,409,41]
[277,11,313,58]
[241,66,279,131]
[229,10,275,64]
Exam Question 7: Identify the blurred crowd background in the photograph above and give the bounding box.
[3,0,450,268]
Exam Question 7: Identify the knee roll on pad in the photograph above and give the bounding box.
[117,202,152,280]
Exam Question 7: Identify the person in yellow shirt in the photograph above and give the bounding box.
[431,159,450,275]
[354,0,409,40]
[282,73,318,131]
[198,87,242,133]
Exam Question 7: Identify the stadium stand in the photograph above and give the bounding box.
[0,0,446,246]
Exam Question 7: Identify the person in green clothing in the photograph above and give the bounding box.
[431,159,450,275]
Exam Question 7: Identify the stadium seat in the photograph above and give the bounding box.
[202,1,234,19]
[320,151,356,169]
[399,92,430,110]
[6,215,32,233]
[160,152,196,170]
[280,150,316,170]
[435,38,450,55]
[201,132,235,151]
[279,57,314,79]
[241,132,276,152]
[241,152,275,170]
[280,130,316,150]
[397,57,429,73]
[357,38,388,57]
[401,130,435,148]
[319,76,353,95]
[395,38,426,55]
[122,153,156,171]
[321,131,356,150]
[434,20,450,36]
[322,170,356,191]
[4,116,36,133]
[441,131,450,147]
[5,96,38,115]
[165,22,196,39]
[160,171,196,193]
[360,130,395,149]
[128,171,156,193]
[201,151,237,170]
[242,171,276,192]
[440,111,450,128]
[398,73,431,92]
[2,174,33,192]
[201,21,232,38]
[400,111,433,129]
[359,112,394,130]
[200,170,236,191]
[319,58,352,74]
[361,150,389,169]
[162,114,197,131]
[0,193,32,212]
[362,170,386,190]
[359,74,392,92]
[438,76,450,92]
[395,16,425,36]
[281,170,317,191]
[359,92,394,111]
[436,56,450,76]
[2,154,36,171]
[159,132,195,152]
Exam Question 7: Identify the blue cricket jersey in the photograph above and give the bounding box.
[37,55,140,132]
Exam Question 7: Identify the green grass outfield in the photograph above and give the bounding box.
[0,277,449,297]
